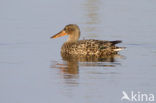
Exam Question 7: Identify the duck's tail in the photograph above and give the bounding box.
[110,40,126,51]
[110,40,122,45]
[113,47,126,51]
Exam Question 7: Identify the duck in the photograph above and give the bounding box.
[51,24,125,56]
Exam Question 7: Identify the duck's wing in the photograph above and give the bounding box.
[62,39,124,55]
[74,40,122,53]
[75,39,122,49]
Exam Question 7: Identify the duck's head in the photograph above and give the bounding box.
[51,24,80,42]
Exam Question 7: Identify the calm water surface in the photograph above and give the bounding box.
[0,0,156,103]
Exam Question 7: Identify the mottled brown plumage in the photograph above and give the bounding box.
[51,24,125,56]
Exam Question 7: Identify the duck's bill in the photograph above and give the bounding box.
[51,30,67,38]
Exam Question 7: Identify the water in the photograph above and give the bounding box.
[0,0,156,103]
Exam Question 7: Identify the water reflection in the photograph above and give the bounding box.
[51,60,79,79]
[83,0,101,37]
[50,51,124,97]
[51,54,123,79]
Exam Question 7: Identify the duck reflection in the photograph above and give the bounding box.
[51,53,123,79]
[50,54,124,97]
[51,60,79,79]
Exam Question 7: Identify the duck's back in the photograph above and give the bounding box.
[61,39,124,56]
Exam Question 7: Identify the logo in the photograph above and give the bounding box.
[121,91,155,102]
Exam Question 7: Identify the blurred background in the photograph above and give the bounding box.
[0,0,156,103]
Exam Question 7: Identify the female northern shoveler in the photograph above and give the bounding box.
[51,24,125,56]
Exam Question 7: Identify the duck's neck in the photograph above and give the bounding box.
[67,29,80,42]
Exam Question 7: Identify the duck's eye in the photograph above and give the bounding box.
[68,28,74,31]
[68,28,72,31]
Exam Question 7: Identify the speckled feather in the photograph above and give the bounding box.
[61,39,123,56]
